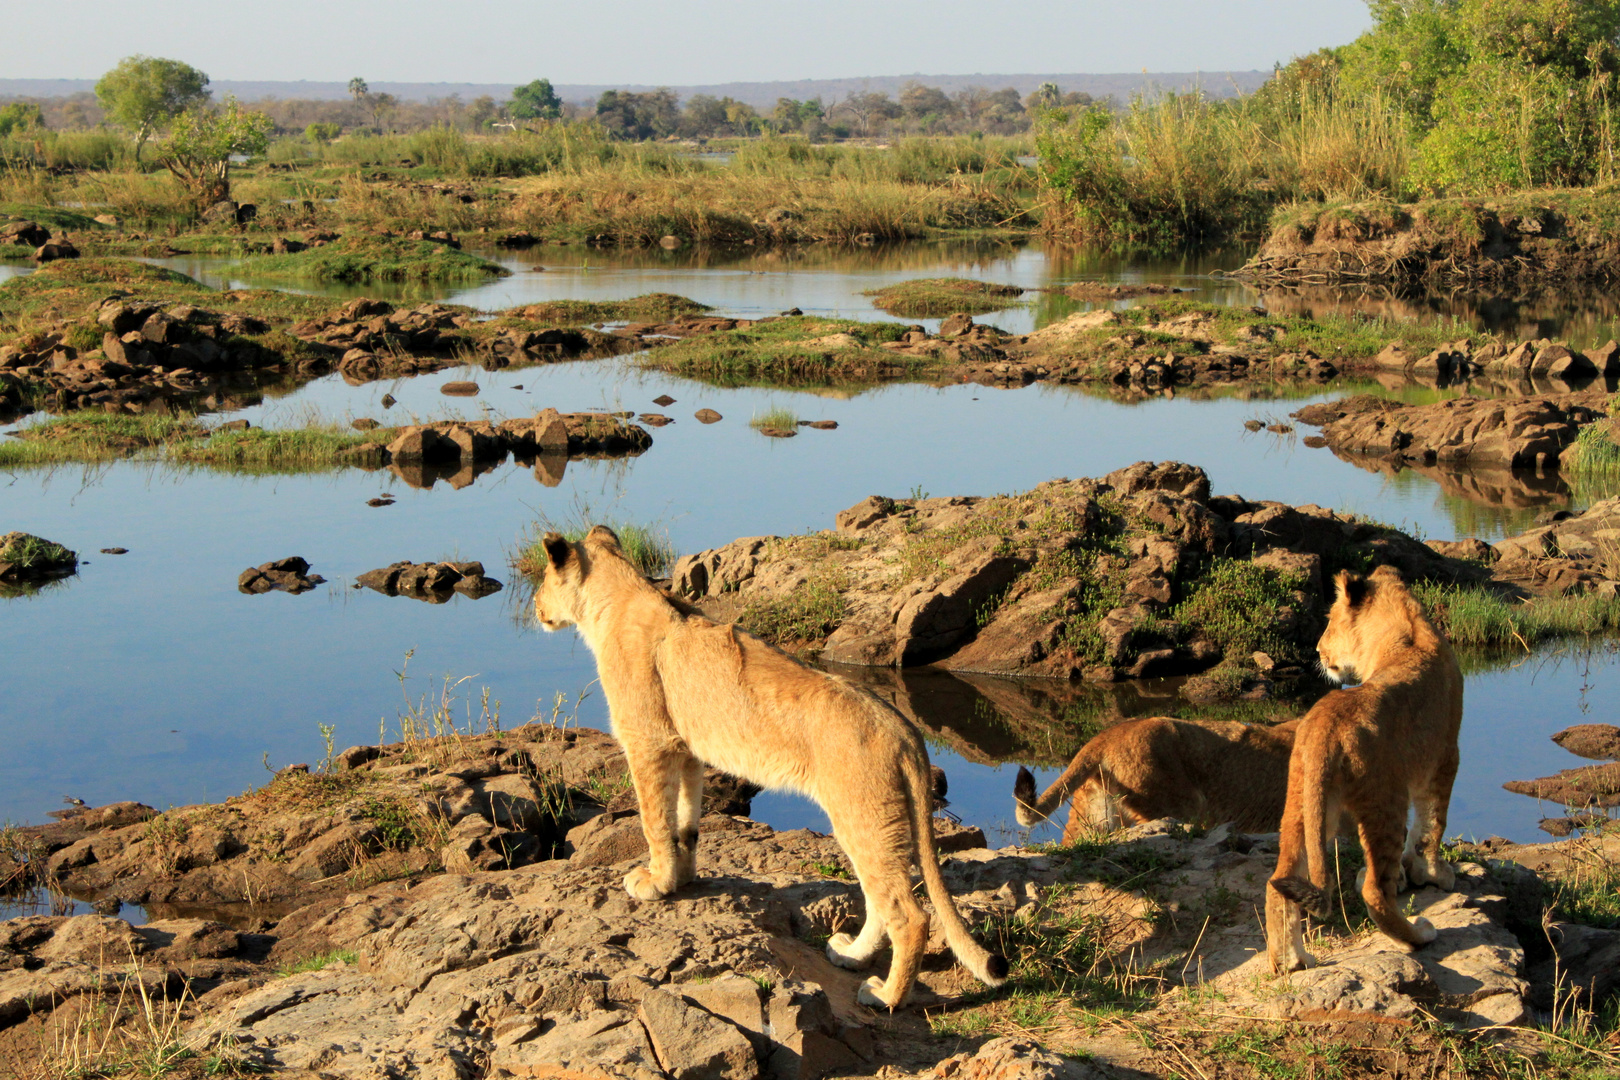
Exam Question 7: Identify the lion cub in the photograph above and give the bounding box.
[1013,716,1299,841]
[533,526,1008,1009]
[1266,566,1463,973]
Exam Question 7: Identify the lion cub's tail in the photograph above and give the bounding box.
[1012,746,1102,829]
[905,752,1009,988]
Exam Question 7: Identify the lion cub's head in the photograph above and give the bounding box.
[1317,565,1419,684]
[532,525,623,631]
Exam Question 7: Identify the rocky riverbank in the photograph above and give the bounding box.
[1234,192,1620,286]
[3,800,1615,1079]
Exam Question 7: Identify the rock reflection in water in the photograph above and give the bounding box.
[1329,449,1576,540]
[831,663,1287,768]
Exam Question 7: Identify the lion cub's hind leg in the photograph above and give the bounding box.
[825,806,929,1010]
[1403,750,1458,892]
[1357,806,1438,951]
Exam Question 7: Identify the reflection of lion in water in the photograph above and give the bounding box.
[1013,716,1299,840]
[1267,566,1463,973]
[533,526,1007,1009]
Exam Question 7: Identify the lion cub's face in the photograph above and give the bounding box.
[1317,566,1405,685]
[533,532,585,632]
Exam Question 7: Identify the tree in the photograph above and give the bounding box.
[0,103,44,137]
[94,55,211,163]
[834,91,900,135]
[305,121,341,143]
[348,77,369,103]
[468,95,499,130]
[156,98,273,206]
[369,92,400,130]
[511,79,562,121]
[595,89,678,140]
[899,82,956,121]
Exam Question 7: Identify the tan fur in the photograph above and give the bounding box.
[1013,717,1300,840]
[533,526,1008,1009]
[1266,565,1464,974]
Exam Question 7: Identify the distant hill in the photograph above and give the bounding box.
[0,72,1271,111]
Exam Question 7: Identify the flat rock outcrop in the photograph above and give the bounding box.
[1295,391,1608,472]
[670,461,1486,689]
[1,727,748,912]
[0,814,1572,1079]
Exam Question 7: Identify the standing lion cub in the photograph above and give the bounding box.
[533,526,1008,1008]
[1267,565,1463,973]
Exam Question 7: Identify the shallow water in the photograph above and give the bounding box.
[3,241,1617,923]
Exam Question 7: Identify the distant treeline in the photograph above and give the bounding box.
[1,80,1098,142]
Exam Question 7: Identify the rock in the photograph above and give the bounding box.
[638,987,756,1080]
[237,556,324,595]
[1504,762,1620,806]
[385,427,457,465]
[1313,393,1599,471]
[351,417,380,430]
[0,531,78,586]
[1588,339,1620,376]
[0,220,50,247]
[695,408,723,424]
[1103,461,1210,503]
[939,313,975,337]
[834,496,895,534]
[440,380,479,396]
[932,1037,1108,1080]
[493,1009,663,1080]
[1551,724,1620,761]
[34,236,79,262]
[356,560,501,600]
[653,394,676,407]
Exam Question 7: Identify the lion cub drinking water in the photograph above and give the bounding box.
[1013,716,1300,841]
[1267,566,1463,973]
[533,526,1008,1008]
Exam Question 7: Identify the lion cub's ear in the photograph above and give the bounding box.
[1334,569,1370,608]
[1369,564,1404,586]
[585,524,622,551]
[541,532,572,569]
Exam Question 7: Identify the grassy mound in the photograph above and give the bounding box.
[639,316,915,388]
[232,235,510,284]
[865,277,1026,317]
[508,293,712,324]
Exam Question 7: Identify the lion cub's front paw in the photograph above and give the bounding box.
[825,932,871,970]
[623,866,672,901]
[856,975,899,1010]
[1269,945,1318,974]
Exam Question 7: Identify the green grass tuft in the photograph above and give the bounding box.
[749,406,799,431]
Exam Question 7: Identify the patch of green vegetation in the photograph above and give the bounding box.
[232,235,510,283]
[977,882,1155,1008]
[1413,581,1620,648]
[511,293,711,324]
[0,204,112,233]
[169,425,396,474]
[749,405,798,431]
[357,791,438,851]
[0,532,74,570]
[516,516,678,579]
[639,316,914,388]
[1564,410,1620,478]
[1208,1026,1352,1080]
[0,412,204,467]
[864,277,1026,318]
[1545,840,1620,930]
[83,233,260,258]
[739,569,848,644]
[1170,559,1307,659]
[275,949,359,977]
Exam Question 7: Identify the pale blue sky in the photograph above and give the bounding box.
[7,1,1373,84]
